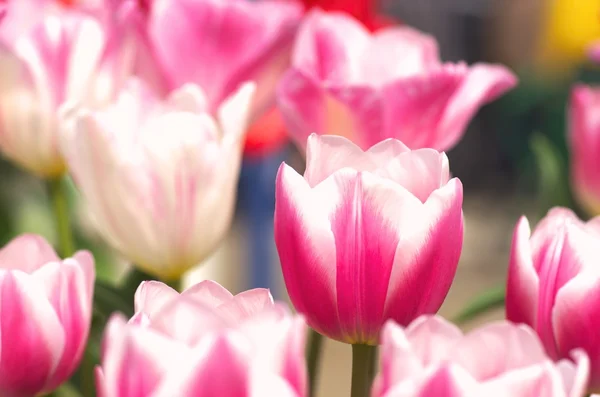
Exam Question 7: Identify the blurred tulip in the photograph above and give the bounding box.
[506,208,600,391]
[588,41,600,63]
[274,134,463,344]
[569,85,600,215]
[62,79,255,280]
[0,2,131,177]
[97,280,307,397]
[0,234,95,397]
[373,316,590,397]
[277,10,517,152]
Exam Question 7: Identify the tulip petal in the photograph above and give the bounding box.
[383,179,463,325]
[0,234,60,273]
[555,350,590,397]
[217,289,275,325]
[553,273,600,390]
[0,271,65,396]
[476,361,567,397]
[134,280,179,315]
[404,315,463,366]
[181,280,234,308]
[506,217,539,328]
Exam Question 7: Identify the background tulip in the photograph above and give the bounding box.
[0,1,130,177]
[62,79,254,280]
[277,10,517,152]
[97,280,306,397]
[0,234,95,397]
[274,134,463,344]
[568,85,600,215]
[373,316,589,397]
[506,207,600,391]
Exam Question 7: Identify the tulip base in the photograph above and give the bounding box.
[351,344,377,397]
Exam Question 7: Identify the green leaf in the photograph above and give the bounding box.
[452,285,505,325]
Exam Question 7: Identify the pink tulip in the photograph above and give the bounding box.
[0,1,131,177]
[373,316,590,397]
[569,85,600,215]
[97,280,307,397]
[506,207,600,391]
[113,0,302,122]
[277,10,517,152]
[61,79,255,280]
[274,134,463,344]
[0,234,95,397]
[588,41,600,63]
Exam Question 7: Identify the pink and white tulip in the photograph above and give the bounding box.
[0,234,95,397]
[506,208,600,391]
[274,134,463,344]
[115,0,303,122]
[97,280,307,397]
[373,316,590,397]
[62,79,255,280]
[277,10,517,152]
[568,85,600,215]
[0,2,131,177]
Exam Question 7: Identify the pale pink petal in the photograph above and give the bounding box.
[358,27,440,84]
[217,289,275,325]
[552,273,600,390]
[404,315,463,366]
[476,362,567,397]
[0,271,65,396]
[556,349,590,397]
[72,251,95,304]
[292,9,370,84]
[32,259,94,389]
[152,333,250,397]
[0,234,60,273]
[149,0,301,110]
[414,365,475,397]
[181,280,234,308]
[134,280,179,315]
[506,217,539,327]
[250,373,299,397]
[95,367,107,397]
[274,163,340,340]
[383,179,463,326]
[454,322,548,381]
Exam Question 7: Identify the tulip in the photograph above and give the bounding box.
[0,2,130,177]
[372,315,590,397]
[588,41,600,63]
[569,85,600,215]
[274,134,463,344]
[62,79,255,280]
[506,207,600,391]
[97,280,307,397]
[0,234,95,397]
[277,10,517,152]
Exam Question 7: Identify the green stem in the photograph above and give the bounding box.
[453,285,506,325]
[350,344,377,397]
[307,329,324,397]
[47,177,74,258]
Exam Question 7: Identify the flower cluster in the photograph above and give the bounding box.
[0,0,599,397]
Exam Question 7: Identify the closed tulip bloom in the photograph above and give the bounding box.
[97,280,307,397]
[0,3,129,177]
[506,207,600,391]
[0,234,95,397]
[569,85,600,215]
[274,134,463,344]
[277,10,517,152]
[373,316,590,397]
[62,79,254,280]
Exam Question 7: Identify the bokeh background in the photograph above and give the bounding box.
[0,0,599,396]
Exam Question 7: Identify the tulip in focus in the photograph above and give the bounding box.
[506,208,600,391]
[277,10,517,152]
[0,234,95,397]
[62,79,254,280]
[97,280,307,397]
[274,134,463,344]
[373,315,590,397]
[569,85,600,215]
[0,1,130,177]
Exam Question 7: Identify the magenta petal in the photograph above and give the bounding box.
[553,274,600,390]
[0,234,60,273]
[0,271,65,396]
[383,179,463,325]
[415,365,475,397]
[506,217,539,327]
[274,163,340,340]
